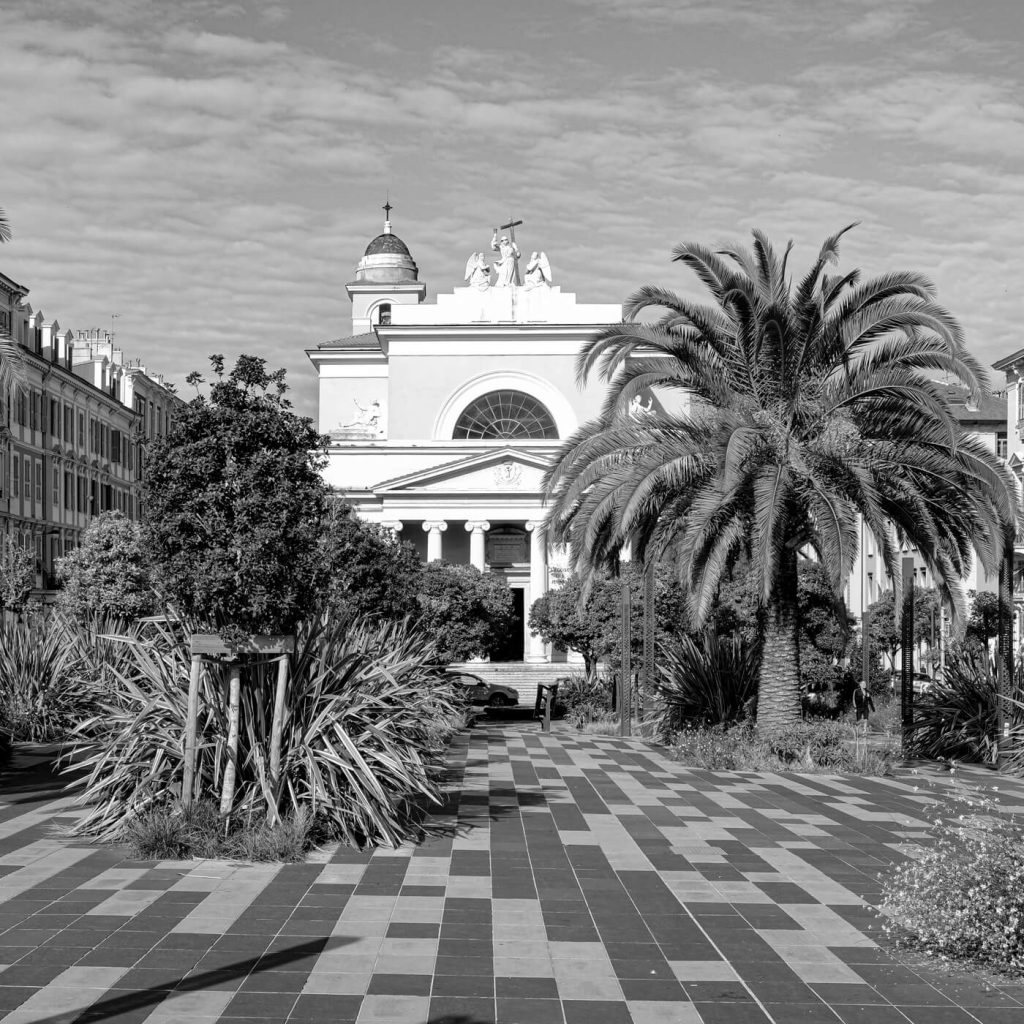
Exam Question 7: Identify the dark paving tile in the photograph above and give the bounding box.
[288,993,361,1020]
[495,976,558,998]
[763,1004,844,1024]
[561,1000,632,1024]
[496,996,564,1023]
[225,991,299,1017]
[367,973,432,995]
[428,995,497,1024]
[432,973,495,998]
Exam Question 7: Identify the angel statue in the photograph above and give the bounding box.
[464,252,491,290]
[628,393,655,421]
[491,230,520,287]
[524,251,552,289]
[341,399,382,431]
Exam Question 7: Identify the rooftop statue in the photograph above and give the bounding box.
[491,229,521,287]
[524,251,552,289]
[464,252,491,291]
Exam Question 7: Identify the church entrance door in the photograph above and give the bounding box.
[491,586,525,662]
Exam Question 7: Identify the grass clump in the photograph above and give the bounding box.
[880,790,1024,974]
[125,801,319,862]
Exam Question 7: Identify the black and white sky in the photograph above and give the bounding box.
[2,0,1022,415]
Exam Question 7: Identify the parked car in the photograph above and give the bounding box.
[447,672,519,708]
[888,671,933,695]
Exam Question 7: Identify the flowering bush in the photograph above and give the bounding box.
[670,720,897,774]
[881,792,1024,973]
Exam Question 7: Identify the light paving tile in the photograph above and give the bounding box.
[142,988,233,1021]
[357,993,431,1022]
[628,1000,703,1024]
[302,971,372,994]
[493,955,556,977]
[669,961,738,981]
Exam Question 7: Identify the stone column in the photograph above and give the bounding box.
[422,520,447,562]
[465,521,490,571]
[525,520,548,662]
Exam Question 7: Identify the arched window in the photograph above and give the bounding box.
[453,390,558,440]
[376,303,391,326]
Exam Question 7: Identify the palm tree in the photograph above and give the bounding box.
[544,227,1018,728]
[0,205,27,392]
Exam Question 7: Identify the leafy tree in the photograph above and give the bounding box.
[319,502,421,621]
[0,535,34,614]
[143,355,328,638]
[528,570,620,680]
[965,590,1006,648]
[416,561,514,663]
[529,564,688,681]
[865,586,941,668]
[55,512,154,620]
[544,227,1017,728]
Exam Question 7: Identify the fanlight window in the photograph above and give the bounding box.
[453,390,558,440]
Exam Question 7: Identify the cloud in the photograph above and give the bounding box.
[1,0,1022,419]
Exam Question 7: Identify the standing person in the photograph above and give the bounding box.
[853,679,875,723]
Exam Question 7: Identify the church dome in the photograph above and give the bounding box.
[364,232,411,257]
[353,212,420,284]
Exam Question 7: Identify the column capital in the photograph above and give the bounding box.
[422,520,448,533]
[381,520,404,533]
[465,520,491,533]
[525,519,545,533]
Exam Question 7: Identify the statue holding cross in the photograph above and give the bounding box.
[491,217,523,286]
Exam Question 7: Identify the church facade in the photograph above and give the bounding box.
[306,215,620,663]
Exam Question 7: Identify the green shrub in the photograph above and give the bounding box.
[670,719,897,775]
[881,792,1024,973]
[555,673,613,726]
[68,611,462,848]
[909,648,1024,771]
[672,724,779,771]
[656,632,760,733]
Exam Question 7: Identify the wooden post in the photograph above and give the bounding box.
[620,577,632,738]
[642,557,655,715]
[268,654,289,823]
[997,533,1014,761]
[182,654,202,808]
[220,662,242,818]
[900,557,915,756]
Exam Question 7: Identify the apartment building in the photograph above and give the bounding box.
[1,271,180,591]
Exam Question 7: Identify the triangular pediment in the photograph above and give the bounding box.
[375,447,551,494]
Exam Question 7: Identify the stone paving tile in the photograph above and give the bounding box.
[2,730,1023,1023]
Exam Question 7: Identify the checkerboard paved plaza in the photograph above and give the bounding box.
[1,723,1023,1024]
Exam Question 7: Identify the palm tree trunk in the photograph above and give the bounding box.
[757,548,802,729]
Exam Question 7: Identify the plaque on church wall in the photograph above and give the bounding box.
[487,532,527,564]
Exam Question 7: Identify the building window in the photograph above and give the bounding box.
[64,471,73,510]
[452,390,558,440]
[23,457,31,502]
[78,412,85,449]
[34,460,42,503]
[52,466,59,507]
[377,303,392,326]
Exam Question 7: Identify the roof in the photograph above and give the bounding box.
[936,382,1005,426]
[318,333,382,351]
[993,347,1024,372]
[364,232,411,257]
